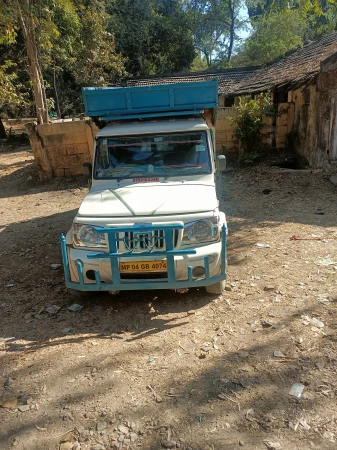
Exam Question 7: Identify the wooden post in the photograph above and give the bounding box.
[25,122,52,179]
[18,1,49,124]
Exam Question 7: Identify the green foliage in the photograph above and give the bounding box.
[190,54,209,72]
[1,0,337,119]
[151,0,196,74]
[0,32,34,117]
[233,8,306,66]
[69,1,125,85]
[108,0,195,76]
[24,0,125,86]
[184,0,245,66]
[304,0,337,40]
[0,61,25,105]
[230,92,276,152]
[0,0,126,120]
[237,150,264,166]
[236,0,337,67]
[0,1,18,45]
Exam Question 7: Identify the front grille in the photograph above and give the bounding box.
[118,229,180,253]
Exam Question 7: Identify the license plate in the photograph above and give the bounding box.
[119,260,167,273]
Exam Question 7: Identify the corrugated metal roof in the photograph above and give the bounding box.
[118,32,337,95]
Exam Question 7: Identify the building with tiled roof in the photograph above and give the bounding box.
[120,32,337,98]
[120,66,259,95]
[233,32,337,95]
[119,32,337,168]
[27,32,337,178]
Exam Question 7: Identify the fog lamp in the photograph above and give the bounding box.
[193,266,205,278]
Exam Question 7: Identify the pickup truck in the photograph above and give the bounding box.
[60,80,227,294]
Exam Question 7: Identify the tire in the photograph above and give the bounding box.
[205,280,226,294]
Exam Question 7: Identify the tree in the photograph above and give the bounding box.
[0,57,29,137]
[150,0,196,73]
[236,0,337,67]
[232,8,306,66]
[68,1,125,85]
[17,1,49,123]
[184,0,245,67]
[0,0,125,122]
[303,0,337,40]
[108,0,195,76]
[0,4,29,137]
[190,54,209,72]
[0,62,20,137]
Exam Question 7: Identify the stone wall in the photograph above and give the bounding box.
[214,107,239,153]
[289,84,318,166]
[289,53,337,168]
[215,102,291,156]
[317,53,337,166]
[26,120,98,179]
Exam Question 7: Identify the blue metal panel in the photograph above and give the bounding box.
[82,81,218,120]
[60,224,227,292]
[102,110,204,121]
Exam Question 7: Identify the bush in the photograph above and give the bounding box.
[237,150,264,167]
[230,92,278,153]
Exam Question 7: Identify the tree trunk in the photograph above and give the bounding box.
[203,50,211,67]
[227,0,235,62]
[0,118,7,139]
[53,67,61,118]
[18,1,49,124]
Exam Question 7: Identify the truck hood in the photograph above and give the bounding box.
[78,182,217,217]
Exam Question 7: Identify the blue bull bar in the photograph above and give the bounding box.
[60,224,227,291]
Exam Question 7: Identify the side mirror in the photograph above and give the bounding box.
[216,155,226,172]
[83,162,92,177]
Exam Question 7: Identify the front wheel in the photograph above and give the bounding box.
[205,280,226,295]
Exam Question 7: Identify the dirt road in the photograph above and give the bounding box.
[0,146,336,450]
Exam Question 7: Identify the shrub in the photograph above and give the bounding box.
[230,92,277,153]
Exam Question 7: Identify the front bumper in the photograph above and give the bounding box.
[60,223,227,291]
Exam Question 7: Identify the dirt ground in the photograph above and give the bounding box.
[0,144,337,450]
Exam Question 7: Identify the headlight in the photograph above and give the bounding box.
[182,217,220,245]
[73,224,107,248]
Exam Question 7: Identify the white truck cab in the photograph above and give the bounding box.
[61,81,227,294]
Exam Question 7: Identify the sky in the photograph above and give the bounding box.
[238,3,252,41]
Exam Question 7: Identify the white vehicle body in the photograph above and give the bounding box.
[63,117,227,293]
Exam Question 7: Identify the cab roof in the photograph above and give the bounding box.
[95,118,209,138]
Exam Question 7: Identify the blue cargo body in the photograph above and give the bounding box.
[82,80,218,120]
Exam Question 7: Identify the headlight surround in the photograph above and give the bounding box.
[182,217,220,245]
[73,224,107,248]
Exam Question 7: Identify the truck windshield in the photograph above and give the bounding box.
[94,131,211,179]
